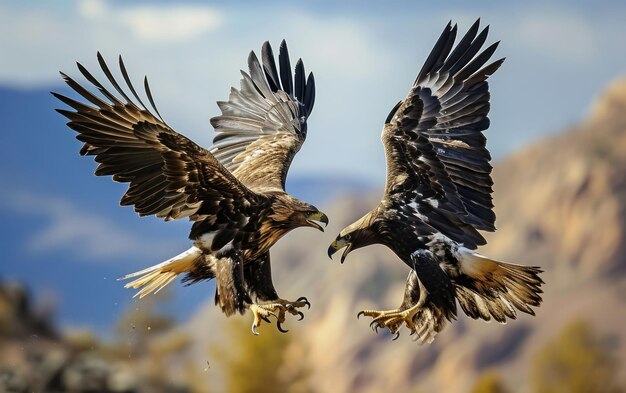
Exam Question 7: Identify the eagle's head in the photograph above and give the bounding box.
[328,213,377,263]
[297,204,329,232]
[271,194,329,232]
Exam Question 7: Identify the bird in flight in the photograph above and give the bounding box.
[54,40,328,334]
[328,20,543,343]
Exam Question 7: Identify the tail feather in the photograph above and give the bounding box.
[119,246,202,299]
[455,249,543,323]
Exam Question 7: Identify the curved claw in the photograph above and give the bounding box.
[392,331,400,341]
[276,320,289,333]
[296,296,311,309]
[296,310,305,321]
[357,311,365,320]
[260,315,272,324]
[251,324,259,336]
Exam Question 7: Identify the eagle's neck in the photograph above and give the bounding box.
[250,220,292,257]
[374,202,427,260]
[248,193,304,253]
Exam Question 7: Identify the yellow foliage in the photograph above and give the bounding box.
[210,318,312,393]
[471,371,511,393]
[532,319,624,393]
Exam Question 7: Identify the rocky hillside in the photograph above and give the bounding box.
[0,282,205,393]
[185,77,626,392]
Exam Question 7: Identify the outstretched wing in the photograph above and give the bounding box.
[54,54,259,224]
[383,19,503,248]
[210,40,315,192]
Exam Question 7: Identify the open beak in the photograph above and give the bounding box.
[305,211,329,232]
[328,238,352,264]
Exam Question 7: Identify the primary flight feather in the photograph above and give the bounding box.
[54,40,328,334]
[328,20,543,343]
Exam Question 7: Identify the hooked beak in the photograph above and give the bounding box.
[305,211,329,232]
[328,238,352,264]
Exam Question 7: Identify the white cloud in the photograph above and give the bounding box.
[2,190,183,263]
[77,0,106,18]
[79,0,223,43]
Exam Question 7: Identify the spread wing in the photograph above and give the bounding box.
[210,40,315,192]
[382,20,504,248]
[53,54,259,224]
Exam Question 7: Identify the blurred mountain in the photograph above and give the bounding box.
[3,76,626,391]
[185,76,626,392]
[286,175,371,207]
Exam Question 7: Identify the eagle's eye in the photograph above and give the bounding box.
[344,234,352,241]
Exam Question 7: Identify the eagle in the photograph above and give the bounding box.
[328,20,543,343]
[53,41,328,334]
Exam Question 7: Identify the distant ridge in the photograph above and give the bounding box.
[186,76,626,393]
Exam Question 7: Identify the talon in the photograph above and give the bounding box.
[296,296,311,309]
[252,324,259,336]
[356,305,423,339]
[296,311,304,321]
[276,320,289,333]
[261,315,271,324]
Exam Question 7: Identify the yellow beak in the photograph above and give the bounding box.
[305,211,329,232]
[328,238,352,263]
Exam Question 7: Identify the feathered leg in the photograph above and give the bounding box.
[214,250,251,316]
[358,251,457,343]
[244,252,310,335]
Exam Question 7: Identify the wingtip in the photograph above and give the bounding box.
[261,41,272,54]
[118,54,125,68]
[247,49,258,64]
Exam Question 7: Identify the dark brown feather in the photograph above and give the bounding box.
[54,55,260,227]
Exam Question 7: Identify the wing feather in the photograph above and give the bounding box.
[383,19,503,247]
[210,40,315,192]
[54,55,259,226]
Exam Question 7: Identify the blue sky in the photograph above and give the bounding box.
[1,0,625,332]
[4,1,626,180]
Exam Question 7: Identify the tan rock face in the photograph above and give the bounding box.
[182,78,626,393]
